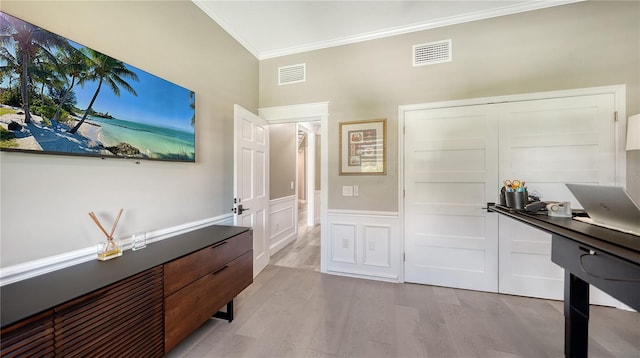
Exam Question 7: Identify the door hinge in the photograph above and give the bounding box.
[614,111,618,122]
[403,253,406,262]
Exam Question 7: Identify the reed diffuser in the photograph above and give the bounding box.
[90,209,124,261]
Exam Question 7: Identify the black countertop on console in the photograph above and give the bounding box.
[1,225,250,328]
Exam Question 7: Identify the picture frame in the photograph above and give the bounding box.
[339,118,386,175]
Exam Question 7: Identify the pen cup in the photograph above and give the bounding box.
[505,190,528,210]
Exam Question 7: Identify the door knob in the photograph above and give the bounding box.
[237,204,251,215]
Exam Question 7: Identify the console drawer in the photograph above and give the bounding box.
[164,251,252,352]
[164,231,252,296]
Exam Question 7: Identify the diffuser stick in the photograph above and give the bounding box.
[89,212,111,239]
[90,210,124,261]
[109,209,124,238]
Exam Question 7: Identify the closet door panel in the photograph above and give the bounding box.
[498,93,618,304]
[404,105,499,292]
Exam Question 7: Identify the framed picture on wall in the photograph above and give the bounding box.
[339,118,386,175]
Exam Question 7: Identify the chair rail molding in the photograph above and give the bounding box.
[0,213,234,286]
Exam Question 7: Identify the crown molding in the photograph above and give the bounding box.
[259,1,583,59]
[193,0,583,61]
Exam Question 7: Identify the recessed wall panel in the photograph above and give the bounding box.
[331,223,356,264]
[363,225,391,267]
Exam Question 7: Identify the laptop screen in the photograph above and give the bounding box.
[566,184,640,235]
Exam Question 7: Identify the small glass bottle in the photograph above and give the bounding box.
[97,237,122,261]
[131,232,147,251]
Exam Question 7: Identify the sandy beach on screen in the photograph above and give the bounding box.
[0,110,108,155]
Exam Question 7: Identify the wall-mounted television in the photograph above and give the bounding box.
[0,12,195,162]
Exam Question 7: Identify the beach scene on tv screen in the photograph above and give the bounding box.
[0,12,196,162]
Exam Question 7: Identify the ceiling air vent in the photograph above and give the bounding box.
[278,63,306,85]
[413,39,452,67]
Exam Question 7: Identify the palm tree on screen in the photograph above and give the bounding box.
[52,47,88,121]
[32,54,62,116]
[69,48,138,134]
[189,91,195,127]
[0,46,19,88]
[0,12,69,123]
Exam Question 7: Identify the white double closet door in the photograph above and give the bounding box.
[404,92,619,305]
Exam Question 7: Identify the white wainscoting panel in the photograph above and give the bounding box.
[327,210,400,282]
[363,225,392,267]
[269,195,298,254]
[331,223,357,264]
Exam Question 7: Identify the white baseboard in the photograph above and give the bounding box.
[327,269,400,283]
[0,213,234,286]
[270,230,297,254]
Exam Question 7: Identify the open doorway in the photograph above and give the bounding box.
[259,102,329,273]
[269,121,321,271]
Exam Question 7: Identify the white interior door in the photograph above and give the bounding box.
[234,104,270,278]
[403,91,621,305]
[498,93,618,305]
[404,105,499,292]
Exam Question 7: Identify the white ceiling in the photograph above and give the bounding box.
[193,0,581,60]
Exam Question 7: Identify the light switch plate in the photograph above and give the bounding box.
[353,185,359,197]
[342,185,353,196]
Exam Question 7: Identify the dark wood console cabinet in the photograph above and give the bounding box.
[164,231,252,352]
[0,226,253,357]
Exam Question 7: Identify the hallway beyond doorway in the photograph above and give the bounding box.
[269,202,320,271]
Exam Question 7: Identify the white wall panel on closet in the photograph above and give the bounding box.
[404,105,499,292]
[402,87,623,306]
[497,93,618,305]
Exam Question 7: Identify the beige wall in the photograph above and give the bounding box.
[2,0,638,267]
[0,1,258,266]
[269,123,297,199]
[259,1,640,211]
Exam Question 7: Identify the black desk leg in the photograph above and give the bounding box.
[564,272,589,358]
[212,299,234,322]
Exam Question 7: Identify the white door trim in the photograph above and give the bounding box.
[298,123,318,227]
[258,102,330,273]
[399,84,627,283]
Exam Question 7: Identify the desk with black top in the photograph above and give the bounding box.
[488,204,640,358]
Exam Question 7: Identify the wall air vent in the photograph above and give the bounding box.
[278,63,306,85]
[413,39,452,67]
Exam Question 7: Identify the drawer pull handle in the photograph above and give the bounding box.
[579,253,640,282]
[211,241,227,249]
[213,265,229,275]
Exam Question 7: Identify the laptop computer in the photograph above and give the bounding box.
[566,183,640,236]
